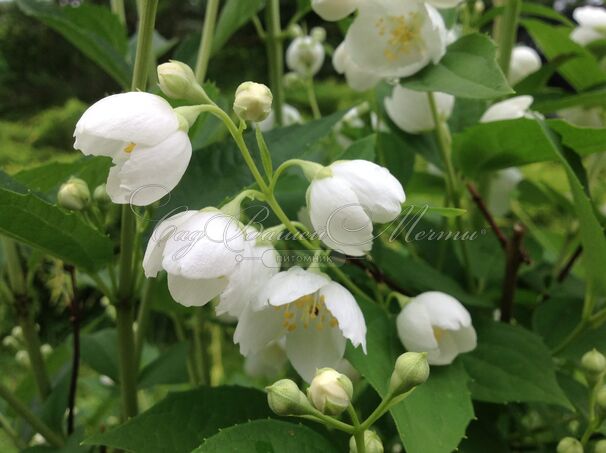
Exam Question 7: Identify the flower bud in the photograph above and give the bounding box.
[389,352,429,396]
[581,349,606,379]
[93,183,111,205]
[157,60,209,103]
[58,177,90,211]
[474,0,485,14]
[311,27,326,43]
[283,72,304,89]
[266,379,314,416]
[349,431,384,453]
[15,350,30,367]
[286,36,325,77]
[2,336,18,349]
[556,437,583,453]
[595,439,606,453]
[233,82,273,123]
[287,24,303,38]
[308,368,353,416]
[41,344,53,357]
[11,326,23,340]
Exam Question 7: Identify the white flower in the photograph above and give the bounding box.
[333,42,382,92]
[487,168,523,217]
[234,266,367,382]
[307,160,405,256]
[258,104,304,131]
[312,0,358,21]
[558,106,605,128]
[396,291,477,365]
[244,340,287,379]
[74,92,192,206]
[509,45,541,85]
[480,95,534,123]
[286,36,325,77]
[343,0,447,79]
[571,6,606,46]
[143,210,278,313]
[385,86,455,134]
[426,0,462,8]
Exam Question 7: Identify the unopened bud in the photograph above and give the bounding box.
[286,36,325,77]
[41,344,53,357]
[233,82,273,123]
[308,368,353,416]
[58,177,90,211]
[389,352,429,396]
[157,60,209,103]
[266,379,314,416]
[311,27,326,43]
[595,439,606,453]
[581,349,606,381]
[556,437,583,453]
[11,326,23,340]
[287,24,303,38]
[93,183,111,205]
[474,0,485,14]
[2,336,18,349]
[15,350,30,367]
[283,72,304,89]
[349,431,384,453]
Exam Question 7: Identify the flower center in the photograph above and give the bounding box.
[123,142,137,153]
[375,14,422,62]
[432,326,445,343]
[275,293,339,333]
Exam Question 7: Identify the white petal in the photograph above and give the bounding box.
[167,273,227,307]
[286,36,325,77]
[286,321,347,382]
[385,85,455,134]
[451,325,477,354]
[161,211,244,280]
[414,291,472,330]
[330,160,405,223]
[487,167,523,217]
[257,267,330,307]
[427,330,460,365]
[233,305,285,356]
[333,42,381,92]
[105,130,192,206]
[244,341,288,379]
[320,281,366,352]
[508,46,541,86]
[142,210,199,278]
[573,6,606,29]
[396,299,439,352]
[312,0,358,21]
[480,95,534,123]
[570,26,604,46]
[307,176,373,256]
[422,4,449,64]
[74,92,179,158]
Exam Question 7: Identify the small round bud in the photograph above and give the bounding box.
[58,177,90,211]
[595,439,606,453]
[556,437,583,453]
[581,349,606,381]
[157,60,209,103]
[349,431,384,453]
[93,183,111,205]
[389,352,429,396]
[11,326,23,340]
[283,72,304,89]
[233,82,273,123]
[41,344,53,357]
[2,336,18,349]
[308,368,353,416]
[287,24,303,38]
[15,350,30,367]
[474,0,485,14]
[266,379,314,416]
[311,27,326,43]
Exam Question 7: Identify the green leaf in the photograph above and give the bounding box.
[347,300,474,453]
[460,319,571,408]
[17,0,130,87]
[191,419,339,453]
[80,329,120,383]
[83,386,273,452]
[213,0,266,53]
[533,88,606,113]
[401,34,513,99]
[138,342,189,389]
[0,172,113,272]
[523,19,606,91]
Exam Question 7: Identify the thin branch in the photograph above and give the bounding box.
[65,265,81,435]
[556,245,583,283]
[500,223,526,323]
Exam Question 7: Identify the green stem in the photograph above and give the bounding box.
[306,78,321,119]
[255,127,274,179]
[1,238,25,295]
[497,0,522,74]
[194,0,220,83]
[172,313,200,385]
[110,0,126,25]
[347,406,365,453]
[551,320,587,355]
[0,411,26,450]
[0,383,64,448]
[193,310,209,385]
[134,279,153,366]
[360,394,393,431]
[131,0,159,92]
[265,0,284,125]
[300,411,355,433]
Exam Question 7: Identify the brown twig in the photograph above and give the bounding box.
[466,182,531,264]
[556,245,583,283]
[345,257,411,297]
[65,265,81,435]
[500,223,526,323]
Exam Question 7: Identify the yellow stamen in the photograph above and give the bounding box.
[123,142,137,153]
[433,326,445,342]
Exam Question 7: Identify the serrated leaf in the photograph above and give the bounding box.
[83,386,273,452]
[401,34,512,99]
[191,419,339,453]
[460,319,571,408]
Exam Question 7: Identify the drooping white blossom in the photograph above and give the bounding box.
[307,160,405,256]
[312,0,359,21]
[343,0,447,80]
[509,45,541,86]
[143,210,278,314]
[385,86,455,134]
[396,291,477,365]
[74,92,192,206]
[234,266,367,382]
[480,95,534,123]
[570,6,606,46]
[286,36,325,77]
